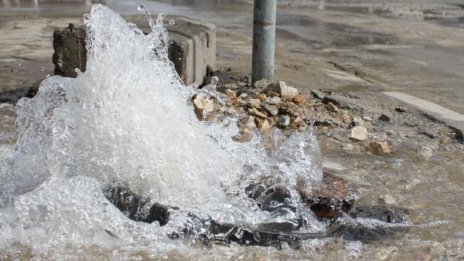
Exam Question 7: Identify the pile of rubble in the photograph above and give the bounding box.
[192,76,395,155]
[193,70,459,159]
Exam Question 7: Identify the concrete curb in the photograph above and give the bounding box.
[383,91,464,142]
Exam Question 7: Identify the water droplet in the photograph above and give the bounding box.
[137,4,145,12]
[157,13,165,21]
[168,19,175,25]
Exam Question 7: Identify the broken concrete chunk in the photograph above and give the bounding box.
[264,81,299,100]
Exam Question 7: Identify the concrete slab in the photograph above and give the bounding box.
[384,91,464,142]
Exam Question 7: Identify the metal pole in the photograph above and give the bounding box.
[252,0,277,84]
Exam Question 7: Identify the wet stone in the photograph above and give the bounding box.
[104,186,175,226]
[298,171,356,219]
[105,177,410,249]
[331,205,411,243]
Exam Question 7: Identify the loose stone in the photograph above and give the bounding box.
[264,81,299,100]
[247,98,261,108]
[378,114,391,122]
[233,128,253,142]
[327,102,339,112]
[292,94,307,104]
[261,103,279,116]
[368,141,391,155]
[350,126,368,141]
[277,115,291,127]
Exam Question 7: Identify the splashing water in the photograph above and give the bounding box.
[0,5,323,258]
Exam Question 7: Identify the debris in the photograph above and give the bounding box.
[292,94,307,104]
[253,78,271,89]
[378,114,391,122]
[249,108,268,118]
[233,128,253,142]
[352,117,364,126]
[239,116,256,130]
[264,81,299,100]
[266,96,282,105]
[257,119,272,135]
[368,141,391,155]
[350,126,368,141]
[311,90,325,100]
[261,103,279,116]
[298,172,356,219]
[193,94,215,120]
[277,115,291,127]
[326,102,339,112]
[224,89,236,98]
[247,98,261,108]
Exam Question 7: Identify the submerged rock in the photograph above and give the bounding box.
[298,171,356,219]
[105,186,176,226]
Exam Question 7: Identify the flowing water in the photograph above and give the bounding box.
[0,5,327,259]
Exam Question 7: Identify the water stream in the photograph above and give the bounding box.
[0,5,327,259]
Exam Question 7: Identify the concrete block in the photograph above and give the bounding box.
[52,15,216,85]
[52,23,87,78]
[165,16,216,86]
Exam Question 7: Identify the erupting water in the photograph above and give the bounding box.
[0,5,325,258]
